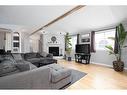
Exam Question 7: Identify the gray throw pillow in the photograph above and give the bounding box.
[15,63,30,72]
[0,55,3,62]
[24,53,37,59]
[12,53,23,61]
[40,51,48,57]
[15,60,30,71]
[3,54,16,64]
[0,59,20,77]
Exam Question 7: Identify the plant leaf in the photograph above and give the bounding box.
[105,45,113,51]
[109,51,114,55]
[108,37,115,40]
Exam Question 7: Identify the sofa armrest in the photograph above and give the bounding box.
[47,53,53,58]
[0,66,51,89]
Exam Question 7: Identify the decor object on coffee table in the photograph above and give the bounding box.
[105,23,127,72]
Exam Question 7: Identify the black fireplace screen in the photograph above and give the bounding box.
[49,47,59,56]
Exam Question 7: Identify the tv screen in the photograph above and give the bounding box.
[75,44,90,54]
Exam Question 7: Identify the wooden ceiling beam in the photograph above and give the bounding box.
[30,5,85,36]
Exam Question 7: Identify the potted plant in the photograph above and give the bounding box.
[65,32,72,61]
[105,23,127,72]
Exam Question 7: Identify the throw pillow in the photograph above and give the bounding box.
[15,63,30,72]
[0,59,20,77]
[24,53,37,59]
[3,54,16,64]
[12,53,23,61]
[15,60,30,71]
[0,55,3,62]
[40,51,48,57]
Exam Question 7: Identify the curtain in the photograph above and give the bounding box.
[114,27,119,54]
[77,34,80,44]
[65,35,67,51]
[91,31,96,52]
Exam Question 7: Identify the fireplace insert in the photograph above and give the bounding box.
[49,47,59,56]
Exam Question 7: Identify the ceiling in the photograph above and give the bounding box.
[0,5,127,35]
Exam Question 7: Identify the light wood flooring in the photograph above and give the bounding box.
[58,59,127,89]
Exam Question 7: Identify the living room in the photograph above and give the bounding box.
[0,1,127,93]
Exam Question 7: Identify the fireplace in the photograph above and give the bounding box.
[49,47,59,56]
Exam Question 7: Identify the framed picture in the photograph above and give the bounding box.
[81,38,90,42]
[81,33,90,38]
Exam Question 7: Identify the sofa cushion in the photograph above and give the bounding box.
[47,64,71,83]
[36,53,42,58]
[24,53,37,59]
[40,58,57,64]
[46,53,53,58]
[16,60,37,70]
[12,53,23,61]
[15,60,37,71]
[3,54,15,62]
[28,62,37,70]
[40,52,48,57]
[0,55,3,63]
[0,55,3,61]
[15,63,30,72]
[21,61,37,70]
[0,59,20,77]
[26,58,40,63]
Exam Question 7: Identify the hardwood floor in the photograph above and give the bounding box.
[58,59,127,89]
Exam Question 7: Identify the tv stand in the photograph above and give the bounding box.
[75,53,91,64]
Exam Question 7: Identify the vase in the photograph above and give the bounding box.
[68,57,72,61]
[113,61,124,72]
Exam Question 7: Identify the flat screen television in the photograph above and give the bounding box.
[75,44,90,54]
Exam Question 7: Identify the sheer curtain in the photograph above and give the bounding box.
[71,35,77,60]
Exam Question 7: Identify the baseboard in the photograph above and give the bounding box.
[67,59,127,70]
[91,62,127,70]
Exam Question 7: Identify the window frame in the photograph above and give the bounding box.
[95,29,115,51]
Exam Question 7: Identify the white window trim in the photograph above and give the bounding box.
[95,29,115,51]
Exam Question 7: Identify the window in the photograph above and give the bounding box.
[71,36,77,51]
[13,36,19,40]
[95,29,115,50]
[13,42,19,47]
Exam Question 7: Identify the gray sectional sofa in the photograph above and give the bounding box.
[0,53,72,89]
[23,52,57,67]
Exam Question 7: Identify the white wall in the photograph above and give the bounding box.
[5,32,12,51]
[29,34,40,53]
[91,50,116,66]
[20,32,30,53]
[0,32,5,49]
[30,38,39,52]
[121,37,127,68]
